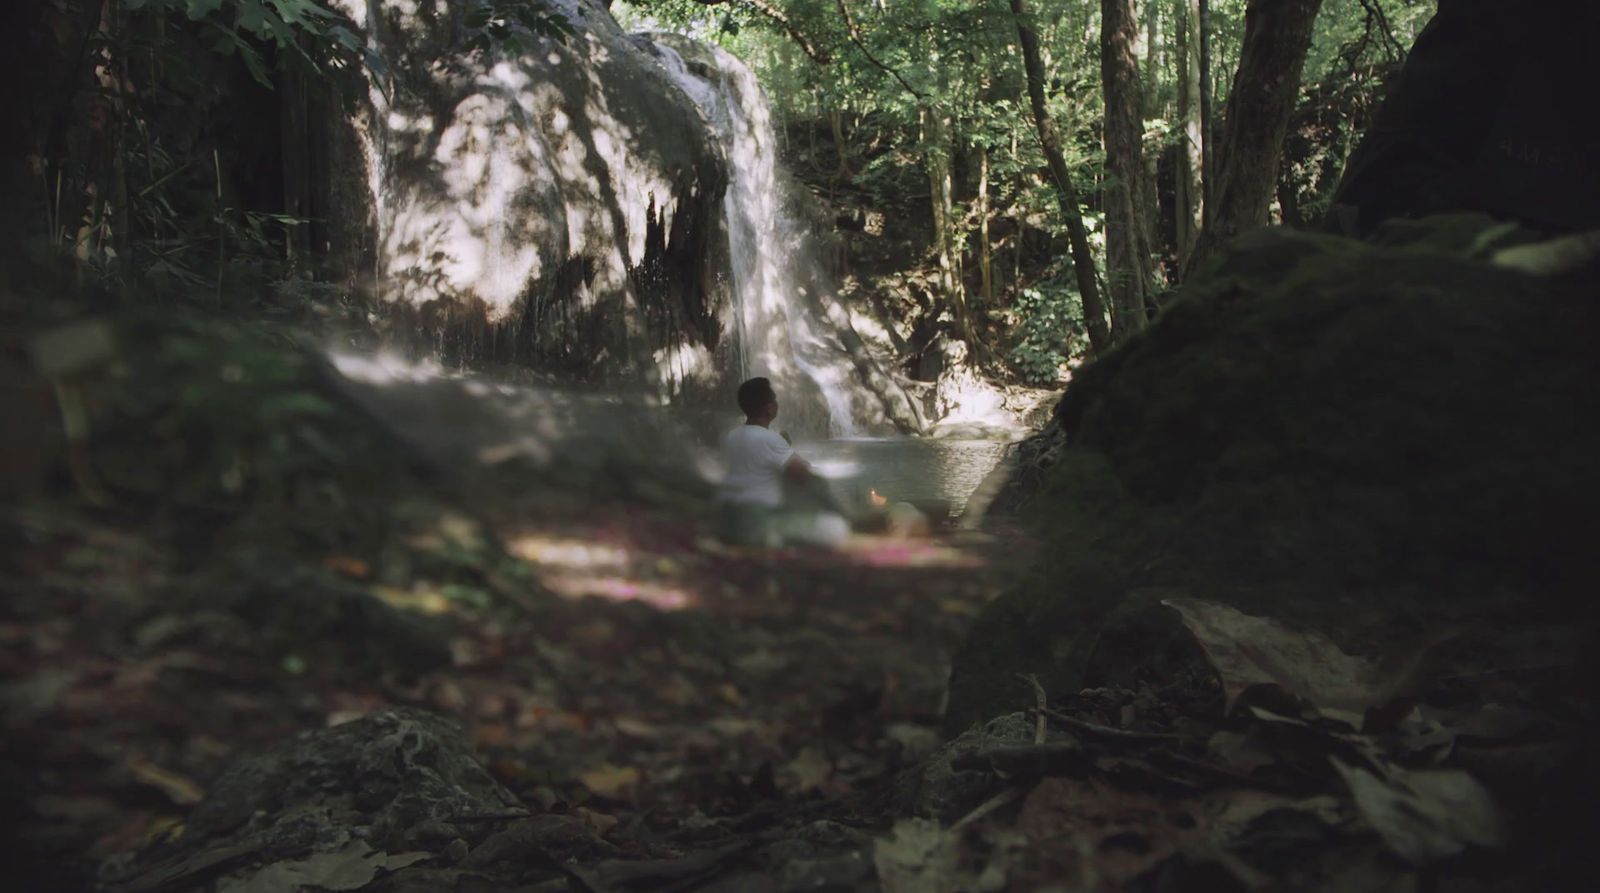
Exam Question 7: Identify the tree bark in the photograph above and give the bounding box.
[1197,0,1213,227]
[922,104,974,347]
[281,52,312,267]
[1010,0,1110,355]
[1190,0,1325,268]
[1101,0,1151,341]
[1174,0,1204,266]
[1142,0,1161,120]
[978,144,994,307]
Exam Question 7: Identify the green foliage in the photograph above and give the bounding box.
[464,1,576,56]
[1008,278,1086,386]
[121,0,382,88]
[93,315,406,552]
[21,0,389,313]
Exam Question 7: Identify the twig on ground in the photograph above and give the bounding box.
[1018,673,1048,744]
[952,785,1026,831]
[1034,706,1180,743]
[951,741,1089,777]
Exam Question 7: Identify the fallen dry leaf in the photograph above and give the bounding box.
[1332,758,1505,864]
[125,757,205,806]
[874,818,972,893]
[219,840,430,893]
[613,716,666,739]
[1164,598,1395,727]
[576,807,619,836]
[579,764,641,799]
[782,746,834,792]
[321,555,372,579]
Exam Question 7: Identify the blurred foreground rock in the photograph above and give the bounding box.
[949,216,1600,732]
[100,709,594,893]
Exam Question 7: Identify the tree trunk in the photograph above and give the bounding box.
[1142,0,1161,120]
[1139,0,1164,287]
[281,54,312,267]
[922,105,975,347]
[1190,0,1325,268]
[828,106,853,197]
[1197,0,1213,228]
[1175,0,1204,266]
[978,144,994,307]
[1010,0,1110,355]
[1102,0,1151,341]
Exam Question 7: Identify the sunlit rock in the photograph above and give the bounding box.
[329,0,730,388]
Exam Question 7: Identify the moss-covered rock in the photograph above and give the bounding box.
[946,218,1600,733]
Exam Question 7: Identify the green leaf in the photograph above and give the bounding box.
[187,0,223,20]
[237,41,274,88]
[236,0,267,35]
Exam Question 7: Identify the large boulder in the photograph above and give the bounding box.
[946,217,1600,733]
[330,0,731,389]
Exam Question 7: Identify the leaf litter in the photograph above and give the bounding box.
[3,448,1585,892]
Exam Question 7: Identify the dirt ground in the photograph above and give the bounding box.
[2,490,1032,891]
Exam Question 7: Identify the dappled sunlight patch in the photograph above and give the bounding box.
[507,533,630,570]
[834,535,986,570]
[652,341,714,391]
[507,532,697,609]
[369,582,491,616]
[543,573,695,609]
[326,349,446,385]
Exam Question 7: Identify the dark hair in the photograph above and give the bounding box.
[737,377,776,416]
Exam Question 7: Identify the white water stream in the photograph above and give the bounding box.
[655,42,861,438]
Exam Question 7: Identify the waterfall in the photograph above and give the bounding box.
[653,41,860,438]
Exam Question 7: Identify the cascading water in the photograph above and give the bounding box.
[653,41,861,438]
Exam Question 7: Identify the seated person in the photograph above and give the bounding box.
[716,377,850,548]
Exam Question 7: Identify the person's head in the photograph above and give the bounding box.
[737,376,778,424]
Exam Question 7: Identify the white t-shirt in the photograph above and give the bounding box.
[719,424,794,507]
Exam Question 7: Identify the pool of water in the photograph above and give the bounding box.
[800,437,1014,518]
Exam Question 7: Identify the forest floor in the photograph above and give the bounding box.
[2,457,1035,890]
[4,314,1592,892]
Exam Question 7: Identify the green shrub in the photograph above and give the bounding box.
[1008,280,1087,386]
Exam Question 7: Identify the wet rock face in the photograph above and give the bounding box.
[331,0,730,385]
[947,217,1600,733]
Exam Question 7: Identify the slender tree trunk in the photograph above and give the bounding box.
[829,108,852,177]
[281,53,311,267]
[1190,0,1325,268]
[1197,0,1213,228]
[109,0,131,276]
[1102,0,1151,341]
[1175,0,1204,266]
[978,144,994,307]
[1010,131,1022,305]
[1142,0,1161,119]
[922,104,974,346]
[1010,0,1110,355]
[1139,0,1164,283]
